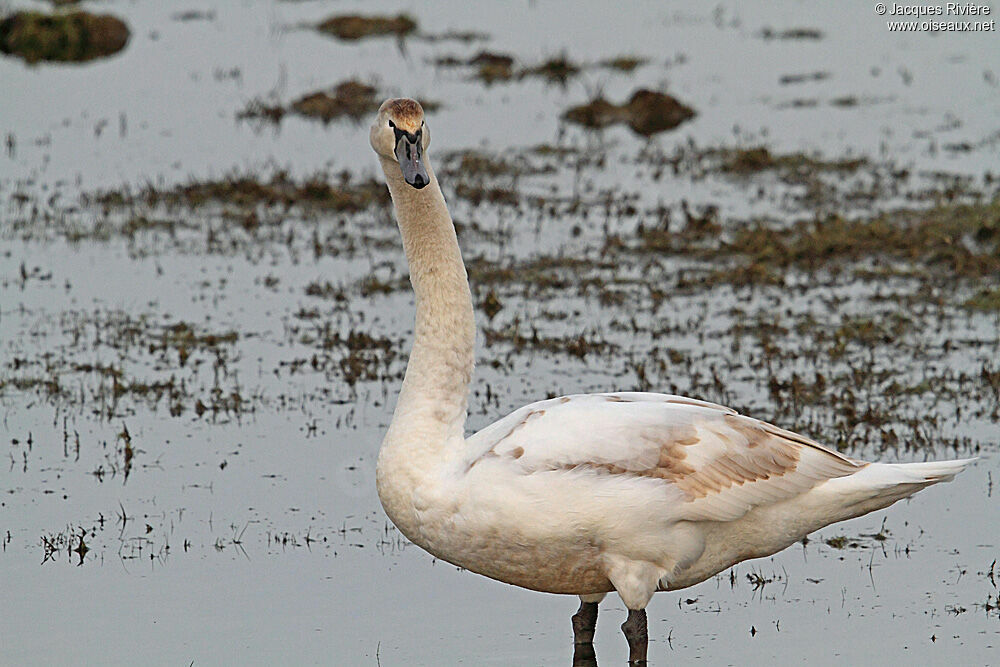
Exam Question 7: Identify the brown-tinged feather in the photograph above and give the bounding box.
[387,98,424,132]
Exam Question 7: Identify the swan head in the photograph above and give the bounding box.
[370,98,431,190]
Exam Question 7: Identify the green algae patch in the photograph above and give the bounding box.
[0,10,129,64]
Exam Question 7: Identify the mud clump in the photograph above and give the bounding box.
[0,10,129,63]
[520,55,580,85]
[317,13,416,41]
[472,51,516,82]
[435,52,585,85]
[290,80,379,123]
[433,51,516,83]
[625,90,697,135]
[564,89,695,136]
[239,80,439,125]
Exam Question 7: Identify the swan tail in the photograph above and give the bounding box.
[818,457,975,519]
[869,458,977,485]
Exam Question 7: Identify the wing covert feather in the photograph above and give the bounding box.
[464,393,865,522]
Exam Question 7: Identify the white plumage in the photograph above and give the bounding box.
[367,98,974,663]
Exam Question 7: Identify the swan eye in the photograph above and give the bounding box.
[388,120,396,129]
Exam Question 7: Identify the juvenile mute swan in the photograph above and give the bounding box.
[370,98,973,664]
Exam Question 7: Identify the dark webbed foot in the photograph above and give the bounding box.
[621,608,648,665]
[572,600,599,644]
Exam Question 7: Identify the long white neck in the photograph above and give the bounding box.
[378,153,475,467]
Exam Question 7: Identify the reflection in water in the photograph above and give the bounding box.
[572,641,597,667]
[73,532,89,566]
[120,423,133,483]
[39,528,90,566]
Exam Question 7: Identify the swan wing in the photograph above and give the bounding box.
[465,392,865,521]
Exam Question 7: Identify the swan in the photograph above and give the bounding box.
[369,98,974,664]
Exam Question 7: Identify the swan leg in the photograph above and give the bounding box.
[571,595,601,644]
[621,608,648,665]
[572,640,597,667]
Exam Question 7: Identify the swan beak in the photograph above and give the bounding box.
[394,131,429,190]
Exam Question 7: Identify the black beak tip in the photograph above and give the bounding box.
[408,174,428,189]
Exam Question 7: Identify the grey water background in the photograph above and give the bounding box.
[2,1,999,665]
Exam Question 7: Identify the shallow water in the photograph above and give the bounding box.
[2,1,999,665]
